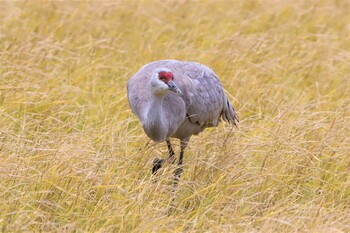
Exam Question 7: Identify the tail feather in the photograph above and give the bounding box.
[222,97,239,127]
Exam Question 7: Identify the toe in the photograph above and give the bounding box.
[152,158,164,174]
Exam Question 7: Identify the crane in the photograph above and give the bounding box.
[127,60,238,182]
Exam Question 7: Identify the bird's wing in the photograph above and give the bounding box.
[175,62,235,127]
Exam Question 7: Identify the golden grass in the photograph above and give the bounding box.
[1,0,350,232]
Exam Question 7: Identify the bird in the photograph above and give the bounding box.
[127,60,238,182]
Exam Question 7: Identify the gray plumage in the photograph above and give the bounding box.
[127,59,238,179]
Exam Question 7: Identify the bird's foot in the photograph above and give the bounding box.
[152,158,165,175]
[173,166,183,185]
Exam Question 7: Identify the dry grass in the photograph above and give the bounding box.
[1,0,350,232]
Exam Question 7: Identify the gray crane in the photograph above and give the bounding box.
[127,60,238,182]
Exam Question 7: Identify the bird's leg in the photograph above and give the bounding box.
[174,140,188,184]
[152,140,176,175]
[166,140,176,164]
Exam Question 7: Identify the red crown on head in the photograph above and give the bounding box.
[159,71,174,83]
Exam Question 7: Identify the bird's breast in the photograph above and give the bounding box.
[142,121,167,142]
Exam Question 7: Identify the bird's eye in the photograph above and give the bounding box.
[159,76,164,80]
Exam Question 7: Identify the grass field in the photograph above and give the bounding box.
[1,0,350,232]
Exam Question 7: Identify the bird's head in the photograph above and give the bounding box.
[151,68,183,97]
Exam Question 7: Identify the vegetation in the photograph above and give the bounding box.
[1,1,349,231]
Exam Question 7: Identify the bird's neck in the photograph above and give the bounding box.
[142,93,168,142]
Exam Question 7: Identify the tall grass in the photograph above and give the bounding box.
[1,0,350,232]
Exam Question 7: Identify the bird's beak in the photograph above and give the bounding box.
[167,80,183,97]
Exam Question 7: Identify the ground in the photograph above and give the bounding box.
[1,1,350,232]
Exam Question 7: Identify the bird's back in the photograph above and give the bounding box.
[127,60,238,140]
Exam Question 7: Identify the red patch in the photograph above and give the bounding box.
[159,71,174,83]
